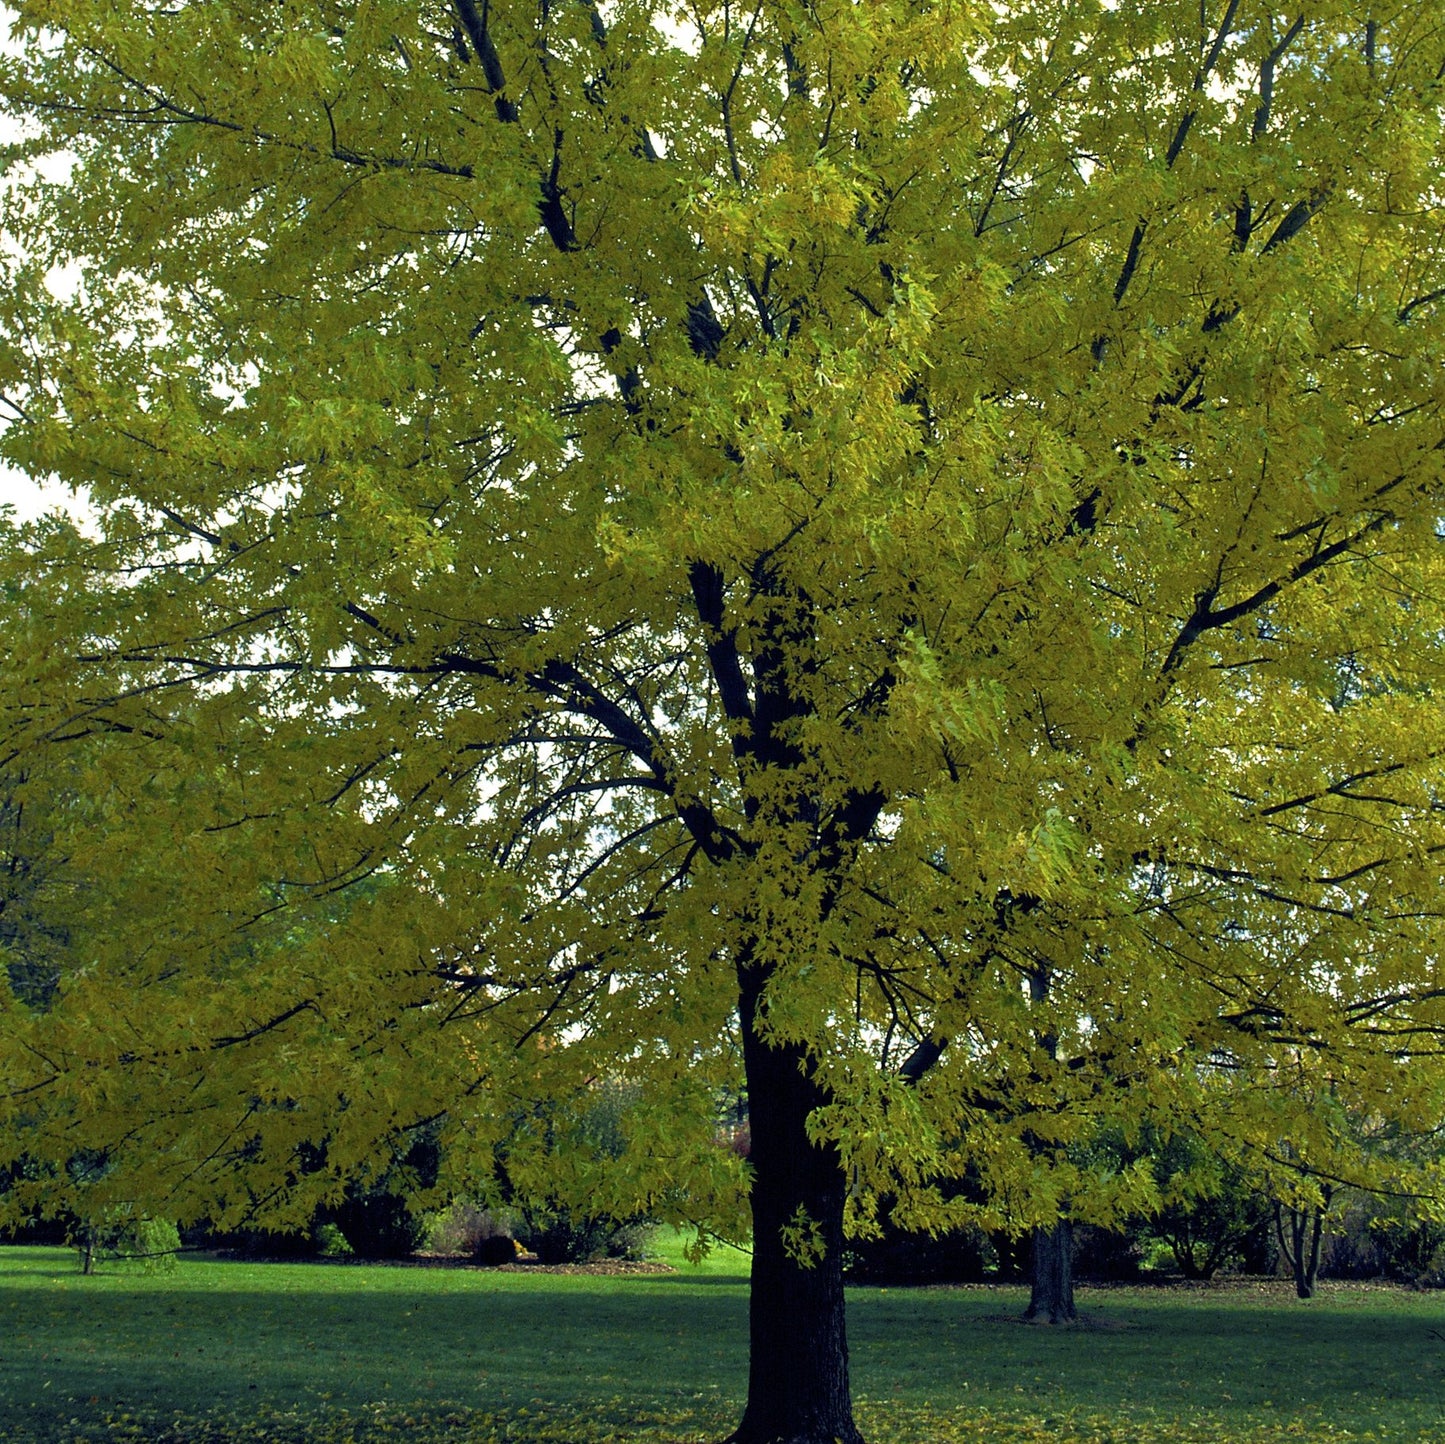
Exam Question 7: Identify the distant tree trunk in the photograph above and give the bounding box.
[1024,1219,1077,1324]
[1275,1199,1328,1299]
[1165,1219,1223,1280]
[1167,1222,1206,1279]
[729,965,863,1444]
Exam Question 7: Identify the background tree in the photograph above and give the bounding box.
[1135,1125,1272,1282]
[3,4,1445,1442]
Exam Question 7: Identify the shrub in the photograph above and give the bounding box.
[0,1157,73,1244]
[423,1202,518,1256]
[1080,1123,1276,1279]
[203,1226,319,1258]
[474,1234,523,1265]
[497,1081,659,1264]
[313,1222,354,1258]
[1143,1132,1273,1280]
[1322,1194,1445,1284]
[76,1213,180,1274]
[323,1189,425,1259]
[846,1220,994,1284]
[318,1125,440,1259]
[1372,1217,1445,1285]
[514,1204,653,1264]
[1071,1223,1145,1282]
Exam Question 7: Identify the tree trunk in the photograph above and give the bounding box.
[1275,1201,1325,1299]
[729,967,863,1444]
[1290,1205,1324,1299]
[1019,968,1076,1324]
[1024,1219,1077,1324]
[1302,1206,1324,1298]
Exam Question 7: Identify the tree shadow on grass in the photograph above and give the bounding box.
[2,1274,748,1435]
[5,1253,1442,1442]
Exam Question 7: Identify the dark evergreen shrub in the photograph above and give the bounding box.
[0,1158,72,1243]
[846,1223,993,1283]
[1323,1196,1445,1283]
[1071,1223,1144,1281]
[324,1188,425,1259]
[320,1125,440,1259]
[474,1234,520,1265]
[514,1205,652,1263]
[497,1082,657,1264]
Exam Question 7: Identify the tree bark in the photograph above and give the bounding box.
[1018,967,1077,1324]
[1276,1201,1326,1299]
[1024,1219,1077,1324]
[1301,1206,1324,1299]
[728,966,863,1444]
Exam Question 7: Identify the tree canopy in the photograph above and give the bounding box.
[2,3,1444,1440]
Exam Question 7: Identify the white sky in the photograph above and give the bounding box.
[0,4,78,523]
[0,453,58,521]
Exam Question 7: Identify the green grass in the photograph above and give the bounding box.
[647,1225,752,1276]
[1,1241,1442,1443]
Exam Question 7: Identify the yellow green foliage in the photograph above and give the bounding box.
[0,0,1442,1278]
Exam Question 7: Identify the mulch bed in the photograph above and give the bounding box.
[206,1250,676,1275]
[485,1258,677,1275]
[411,1251,676,1275]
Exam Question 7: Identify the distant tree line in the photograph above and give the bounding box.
[8,1086,1440,1293]
[846,1122,1445,1294]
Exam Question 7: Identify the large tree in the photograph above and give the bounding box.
[3,3,1445,1440]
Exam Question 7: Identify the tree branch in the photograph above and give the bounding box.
[452,0,518,120]
[1159,510,1394,678]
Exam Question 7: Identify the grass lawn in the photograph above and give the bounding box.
[1,1237,1442,1443]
